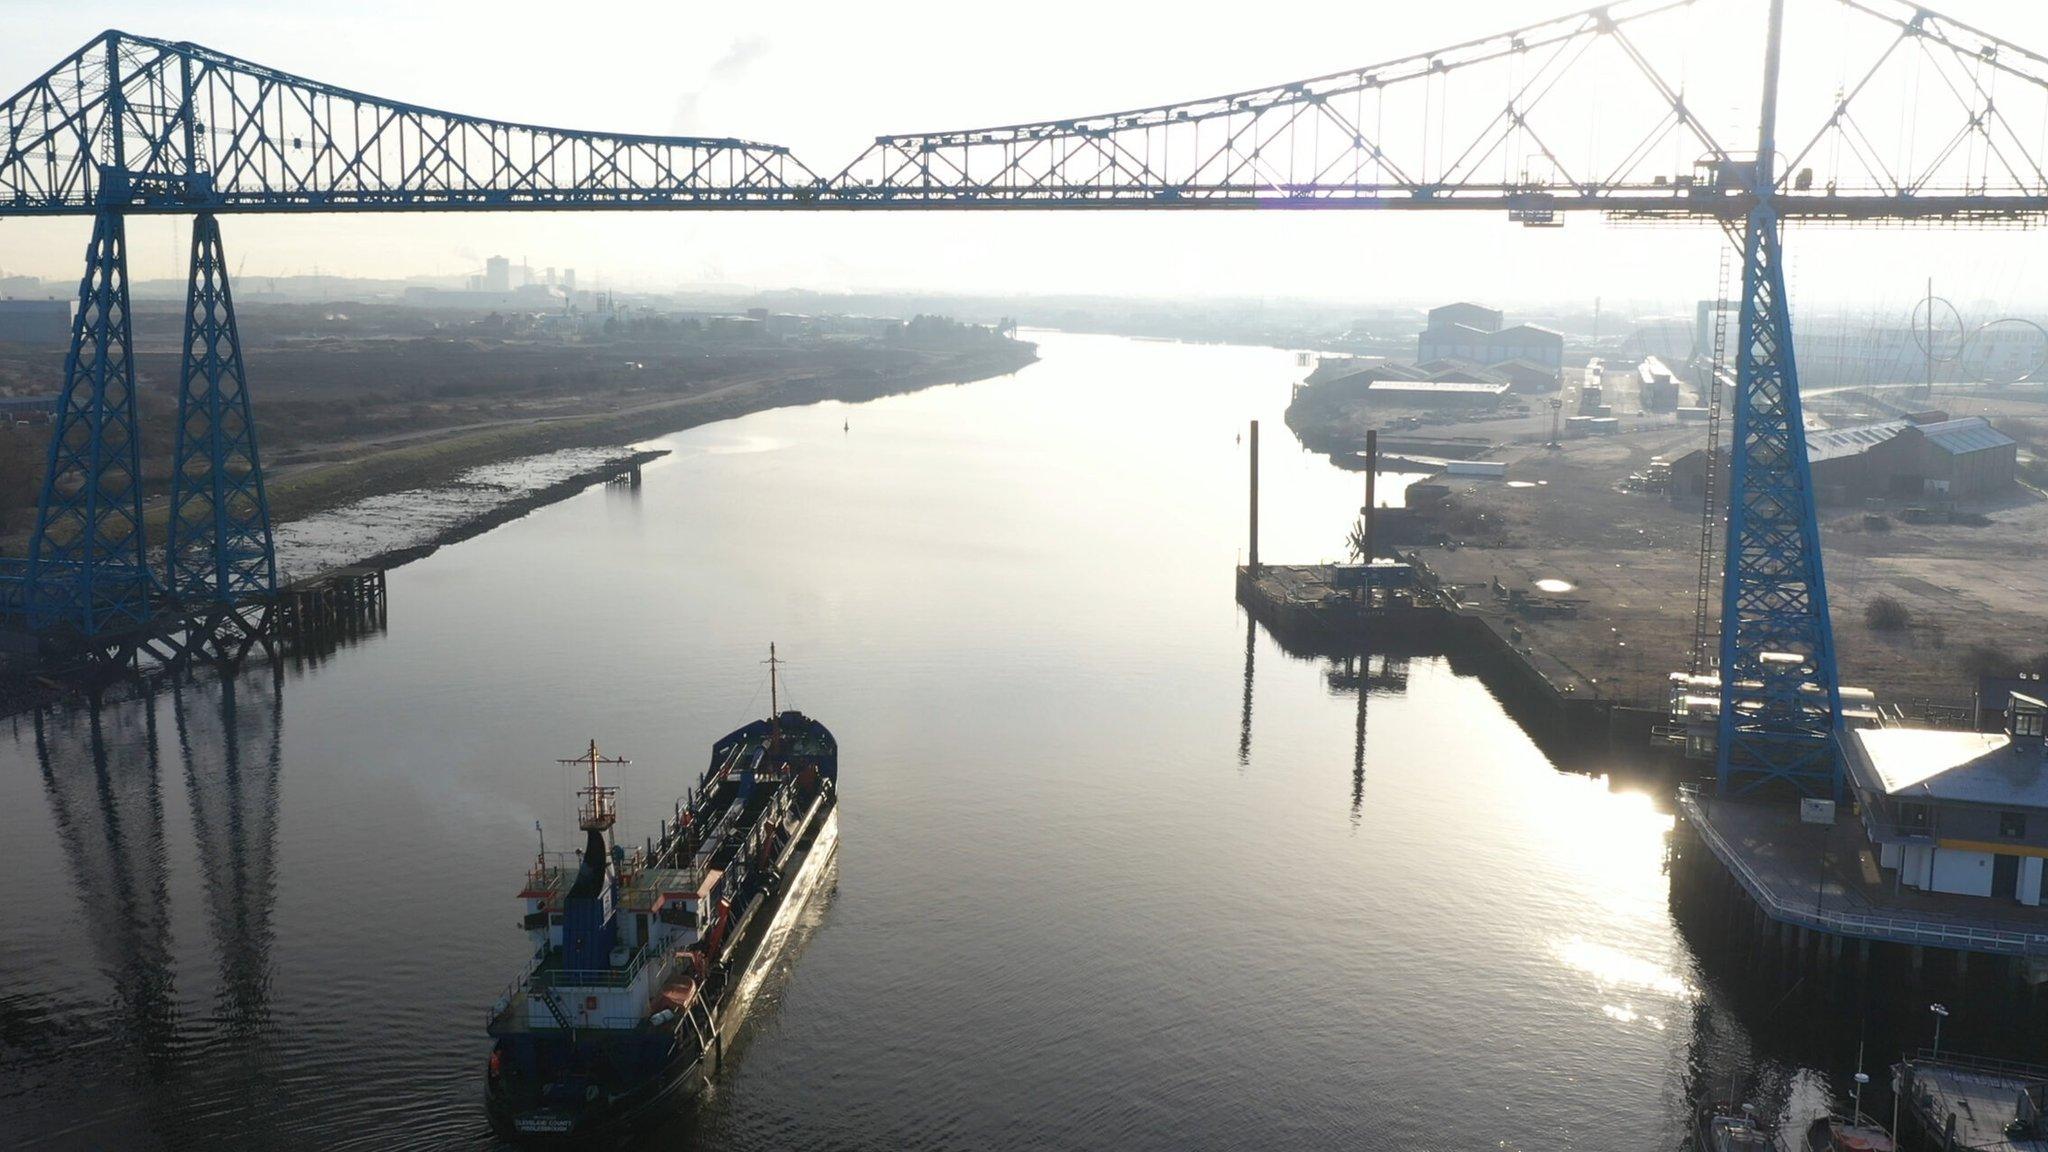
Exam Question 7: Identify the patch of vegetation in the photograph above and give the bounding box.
[1958,644,2048,680]
[1864,595,1911,632]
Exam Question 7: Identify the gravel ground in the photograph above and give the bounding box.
[1384,370,2048,708]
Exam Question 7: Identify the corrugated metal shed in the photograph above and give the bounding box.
[1367,378,1510,396]
[1912,416,2016,455]
[1806,419,1906,463]
[1415,357,1508,383]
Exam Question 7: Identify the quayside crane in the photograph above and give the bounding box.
[4,0,2047,797]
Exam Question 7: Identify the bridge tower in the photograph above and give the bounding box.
[1715,0,1843,799]
[28,207,153,638]
[167,212,278,609]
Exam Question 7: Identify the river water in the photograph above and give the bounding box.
[0,331,1973,1149]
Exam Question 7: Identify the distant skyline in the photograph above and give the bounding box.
[3,0,2047,310]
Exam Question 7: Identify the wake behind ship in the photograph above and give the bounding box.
[484,654,838,1140]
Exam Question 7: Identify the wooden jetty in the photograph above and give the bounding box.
[275,566,387,642]
[0,564,389,701]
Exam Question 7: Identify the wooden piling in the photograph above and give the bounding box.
[1363,428,1378,563]
[1248,420,1260,571]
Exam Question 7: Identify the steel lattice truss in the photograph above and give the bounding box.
[828,0,2048,222]
[167,212,275,607]
[0,32,820,215]
[4,2,2047,220]
[832,0,1729,217]
[28,210,151,636]
[1715,215,1841,798]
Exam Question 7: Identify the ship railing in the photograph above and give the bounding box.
[486,949,548,1028]
[1904,1048,2048,1081]
[527,847,668,888]
[1678,786,2048,956]
[522,852,588,888]
[533,941,661,990]
[1903,1070,1967,1136]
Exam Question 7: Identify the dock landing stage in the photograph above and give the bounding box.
[1676,788,2048,968]
[1235,560,1671,755]
[1673,690,2048,989]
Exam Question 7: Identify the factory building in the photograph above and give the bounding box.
[1674,424,1891,504]
[1425,301,1503,332]
[1416,302,1563,385]
[1356,377,1510,407]
[1805,420,1913,496]
[1487,325,1565,372]
[1667,447,1725,506]
[0,298,73,344]
[1306,362,1421,402]
[1841,692,2048,906]
[1859,417,2018,500]
[1806,416,2017,502]
[1307,359,1510,409]
[1491,358,1560,393]
[1413,358,1507,384]
[0,395,55,420]
[1666,415,2016,506]
[1418,321,1497,364]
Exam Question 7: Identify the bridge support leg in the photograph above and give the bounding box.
[167,211,276,611]
[28,208,152,637]
[1714,0,1842,801]
[1711,211,1842,800]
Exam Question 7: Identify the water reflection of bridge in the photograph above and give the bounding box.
[35,694,178,1068]
[174,672,285,1039]
[29,667,284,1142]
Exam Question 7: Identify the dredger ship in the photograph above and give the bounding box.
[484,650,838,1140]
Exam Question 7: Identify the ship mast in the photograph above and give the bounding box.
[765,643,783,755]
[562,739,629,844]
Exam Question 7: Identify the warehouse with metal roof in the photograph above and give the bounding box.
[1860,416,2018,500]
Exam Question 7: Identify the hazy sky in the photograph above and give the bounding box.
[4,0,2048,315]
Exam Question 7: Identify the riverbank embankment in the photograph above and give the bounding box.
[266,339,1038,534]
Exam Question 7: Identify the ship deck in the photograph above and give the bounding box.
[1899,1053,2048,1151]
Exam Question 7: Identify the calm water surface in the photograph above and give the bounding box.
[0,332,1910,1149]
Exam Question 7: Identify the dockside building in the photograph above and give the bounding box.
[1842,692,2048,906]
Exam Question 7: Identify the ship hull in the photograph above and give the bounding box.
[486,795,839,1142]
